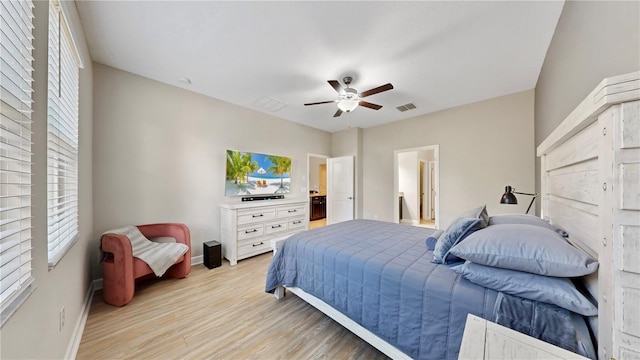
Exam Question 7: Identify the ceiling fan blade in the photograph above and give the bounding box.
[328,80,345,95]
[359,101,382,110]
[360,83,394,98]
[304,100,337,106]
[333,109,343,117]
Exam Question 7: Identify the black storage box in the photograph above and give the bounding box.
[203,241,222,269]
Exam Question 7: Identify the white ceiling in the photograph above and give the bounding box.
[75,1,564,133]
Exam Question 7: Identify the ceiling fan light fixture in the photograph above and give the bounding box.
[338,99,359,112]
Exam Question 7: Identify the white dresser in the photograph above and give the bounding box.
[220,199,308,265]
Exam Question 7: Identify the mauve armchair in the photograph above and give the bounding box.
[101,223,191,306]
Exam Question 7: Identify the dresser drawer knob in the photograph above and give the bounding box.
[252,214,264,218]
[288,209,297,213]
[252,242,264,247]
[272,224,282,229]
[245,229,258,234]
[293,220,301,225]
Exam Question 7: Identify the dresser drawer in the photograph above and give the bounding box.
[237,207,276,225]
[238,239,271,257]
[276,204,306,219]
[287,216,306,231]
[264,220,287,235]
[237,224,264,240]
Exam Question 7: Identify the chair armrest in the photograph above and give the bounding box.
[101,233,134,260]
[137,223,191,247]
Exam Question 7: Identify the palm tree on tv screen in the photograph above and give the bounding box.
[226,150,244,184]
[226,150,258,184]
[240,152,259,183]
[266,155,291,193]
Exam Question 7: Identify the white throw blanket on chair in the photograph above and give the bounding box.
[103,226,188,277]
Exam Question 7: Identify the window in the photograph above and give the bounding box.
[47,0,80,267]
[0,0,35,326]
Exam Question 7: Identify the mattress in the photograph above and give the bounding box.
[265,219,498,359]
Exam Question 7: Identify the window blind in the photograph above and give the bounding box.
[0,0,35,325]
[47,0,79,267]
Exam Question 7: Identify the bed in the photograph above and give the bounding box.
[266,71,640,360]
[266,219,498,359]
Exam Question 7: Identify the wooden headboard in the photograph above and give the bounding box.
[537,71,640,360]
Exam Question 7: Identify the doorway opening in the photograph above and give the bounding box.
[394,145,439,229]
[307,153,328,229]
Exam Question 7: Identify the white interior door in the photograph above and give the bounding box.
[421,161,429,220]
[429,161,436,221]
[327,156,354,225]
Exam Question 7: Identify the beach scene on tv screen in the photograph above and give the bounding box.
[225,150,291,196]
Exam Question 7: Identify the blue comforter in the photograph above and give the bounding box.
[265,219,498,359]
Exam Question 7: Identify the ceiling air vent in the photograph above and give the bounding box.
[253,97,287,112]
[396,103,417,112]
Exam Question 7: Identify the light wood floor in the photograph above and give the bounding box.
[416,219,436,229]
[77,253,388,360]
[309,218,327,229]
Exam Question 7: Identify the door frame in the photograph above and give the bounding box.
[393,145,440,228]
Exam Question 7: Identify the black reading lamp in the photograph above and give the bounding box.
[500,185,537,215]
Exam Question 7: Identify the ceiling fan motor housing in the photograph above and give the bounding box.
[343,88,359,99]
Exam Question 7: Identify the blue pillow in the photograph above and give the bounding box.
[450,261,597,316]
[425,230,444,250]
[489,214,569,237]
[449,224,598,277]
[433,217,484,264]
[462,205,489,227]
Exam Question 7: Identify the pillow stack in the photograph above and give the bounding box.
[444,214,599,317]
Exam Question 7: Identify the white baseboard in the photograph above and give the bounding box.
[64,279,99,359]
[191,255,203,265]
[93,278,103,291]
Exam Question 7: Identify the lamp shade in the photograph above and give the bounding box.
[500,185,518,204]
[337,99,359,112]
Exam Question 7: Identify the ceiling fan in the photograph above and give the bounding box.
[304,76,394,117]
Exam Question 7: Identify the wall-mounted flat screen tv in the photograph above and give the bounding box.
[225,150,291,196]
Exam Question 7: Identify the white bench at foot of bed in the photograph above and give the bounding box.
[459,314,589,360]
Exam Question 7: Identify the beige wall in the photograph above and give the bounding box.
[91,64,331,276]
[534,0,640,212]
[1,1,94,359]
[362,89,535,228]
